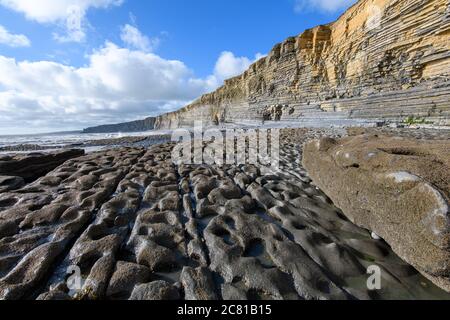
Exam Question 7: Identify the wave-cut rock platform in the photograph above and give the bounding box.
[0,128,449,300]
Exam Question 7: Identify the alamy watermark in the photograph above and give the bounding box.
[67,265,83,292]
[367,265,382,290]
[171,121,280,169]
[366,4,383,31]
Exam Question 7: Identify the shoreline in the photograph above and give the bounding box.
[1,119,449,154]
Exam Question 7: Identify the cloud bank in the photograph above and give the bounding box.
[0,37,260,133]
[120,24,160,52]
[0,42,210,131]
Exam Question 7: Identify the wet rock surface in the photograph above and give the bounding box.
[0,128,449,300]
[303,133,450,292]
[0,176,25,193]
[82,134,171,149]
[0,144,61,152]
[0,149,85,183]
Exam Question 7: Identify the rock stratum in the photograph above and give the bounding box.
[155,0,450,129]
[83,117,156,134]
[0,150,85,183]
[303,134,450,291]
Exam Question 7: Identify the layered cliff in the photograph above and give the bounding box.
[83,117,156,133]
[155,0,450,129]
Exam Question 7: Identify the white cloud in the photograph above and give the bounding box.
[294,0,357,13]
[0,0,123,22]
[0,0,123,42]
[214,51,252,80]
[120,24,159,52]
[212,51,265,86]
[0,24,30,47]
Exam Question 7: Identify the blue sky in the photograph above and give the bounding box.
[0,0,356,134]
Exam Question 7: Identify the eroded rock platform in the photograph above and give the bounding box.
[0,129,449,300]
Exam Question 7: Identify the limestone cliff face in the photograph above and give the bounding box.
[155,0,450,129]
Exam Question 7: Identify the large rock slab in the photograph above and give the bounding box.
[0,149,84,183]
[303,134,450,291]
